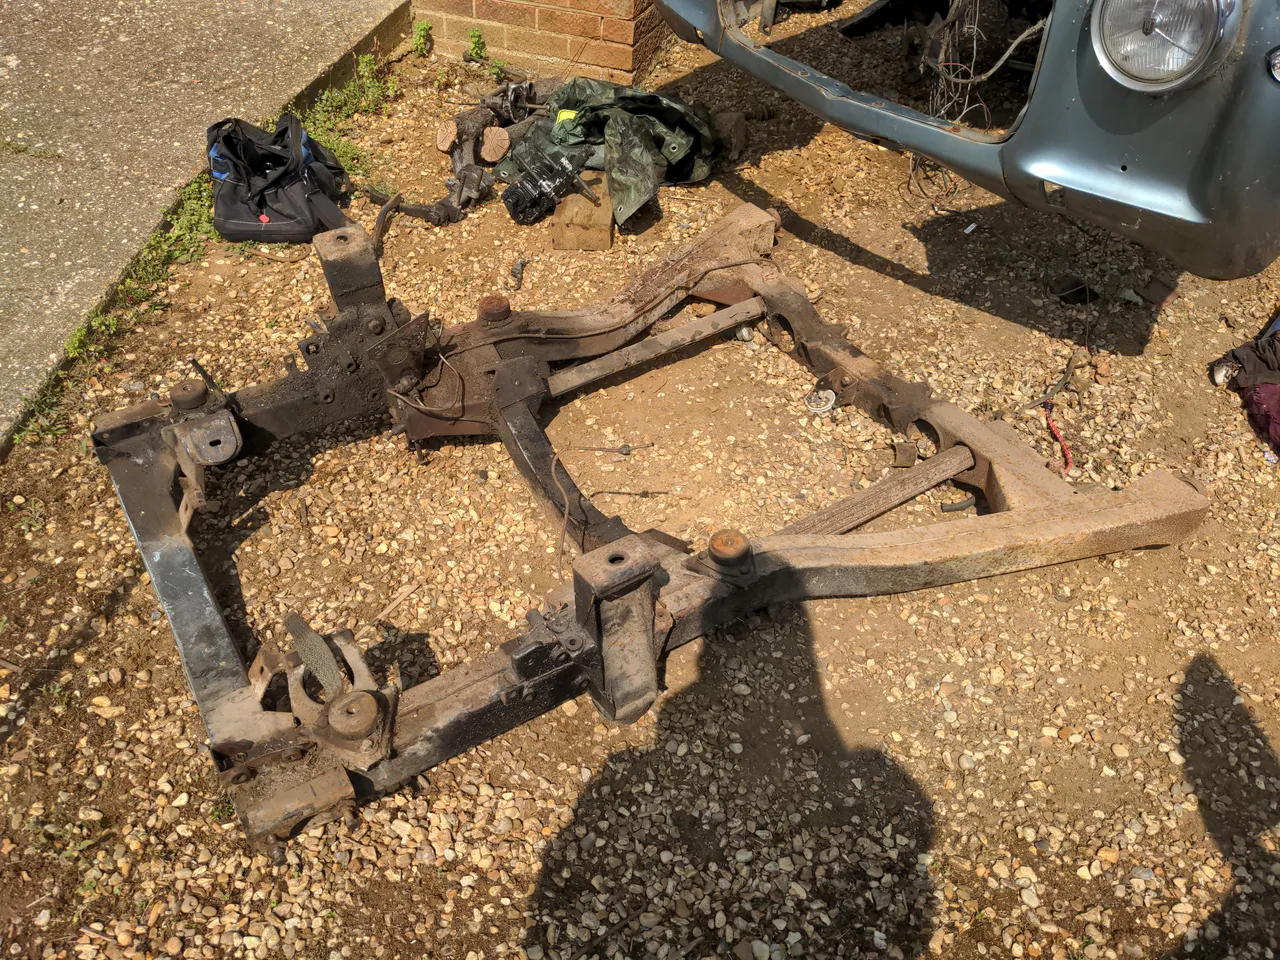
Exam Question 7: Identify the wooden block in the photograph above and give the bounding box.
[480,125,511,163]
[551,174,612,251]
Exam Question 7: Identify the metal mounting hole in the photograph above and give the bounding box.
[208,438,222,447]
[804,389,837,414]
[607,553,626,565]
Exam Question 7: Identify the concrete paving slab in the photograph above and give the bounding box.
[0,0,410,453]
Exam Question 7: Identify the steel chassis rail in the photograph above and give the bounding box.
[91,205,1207,851]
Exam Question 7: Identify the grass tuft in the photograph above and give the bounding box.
[13,176,215,446]
[119,175,215,304]
[1,138,61,160]
[297,54,399,177]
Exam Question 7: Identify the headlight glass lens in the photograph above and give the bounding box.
[1097,0,1218,84]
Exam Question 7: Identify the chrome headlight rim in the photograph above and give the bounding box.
[1090,0,1238,95]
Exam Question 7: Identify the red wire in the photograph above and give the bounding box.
[1043,403,1073,474]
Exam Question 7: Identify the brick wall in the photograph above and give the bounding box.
[415,0,671,82]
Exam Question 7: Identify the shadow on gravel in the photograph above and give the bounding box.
[194,417,445,686]
[653,27,1166,356]
[525,607,937,959]
[1166,654,1280,958]
[0,582,128,749]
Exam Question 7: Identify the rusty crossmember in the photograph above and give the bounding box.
[91,205,1208,851]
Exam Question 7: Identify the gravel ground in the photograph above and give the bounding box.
[2,19,1279,960]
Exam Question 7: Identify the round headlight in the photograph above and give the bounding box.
[1091,0,1227,92]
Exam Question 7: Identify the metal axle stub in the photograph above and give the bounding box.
[699,528,756,583]
[329,691,380,740]
[170,378,209,410]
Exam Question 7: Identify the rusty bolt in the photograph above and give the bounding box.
[170,379,208,410]
[329,691,379,740]
[477,294,512,325]
[707,529,751,568]
[367,317,385,335]
[337,800,360,830]
[265,840,288,866]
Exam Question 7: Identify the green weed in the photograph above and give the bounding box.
[488,58,509,81]
[211,795,236,822]
[412,19,433,57]
[12,176,213,446]
[467,28,488,60]
[297,53,399,176]
[39,679,69,709]
[123,176,214,301]
[8,497,47,534]
[13,374,68,444]
[1,139,60,160]
[65,308,121,362]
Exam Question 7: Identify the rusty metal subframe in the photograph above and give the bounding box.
[90,204,1209,848]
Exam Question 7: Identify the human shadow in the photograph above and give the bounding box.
[525,606,937,959]
[651,21,1168,355]
[1165,654,1280,957]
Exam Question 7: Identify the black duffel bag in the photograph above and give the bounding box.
[206,113,351,242]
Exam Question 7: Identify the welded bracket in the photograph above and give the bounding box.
[573,535,665,722]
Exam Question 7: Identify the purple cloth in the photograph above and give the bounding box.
[1241,383,1280,454]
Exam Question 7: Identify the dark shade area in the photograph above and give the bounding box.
[525,608,938,958]
[652,24,1170,355]
[1167,654,1280,957]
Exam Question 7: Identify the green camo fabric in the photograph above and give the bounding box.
[506,77,718,225]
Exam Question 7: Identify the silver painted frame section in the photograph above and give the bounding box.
[656,0,1280,279]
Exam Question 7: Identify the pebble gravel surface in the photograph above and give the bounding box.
[1,19,1279,960]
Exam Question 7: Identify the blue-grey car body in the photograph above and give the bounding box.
[655,0,1280,279]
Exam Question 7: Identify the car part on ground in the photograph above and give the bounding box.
[493,77,721,226]
[654,0,1280,279]
[92,206,1208,852]
[1212,312,1280,454]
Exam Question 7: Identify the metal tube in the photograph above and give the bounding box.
[547,297,765,397]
